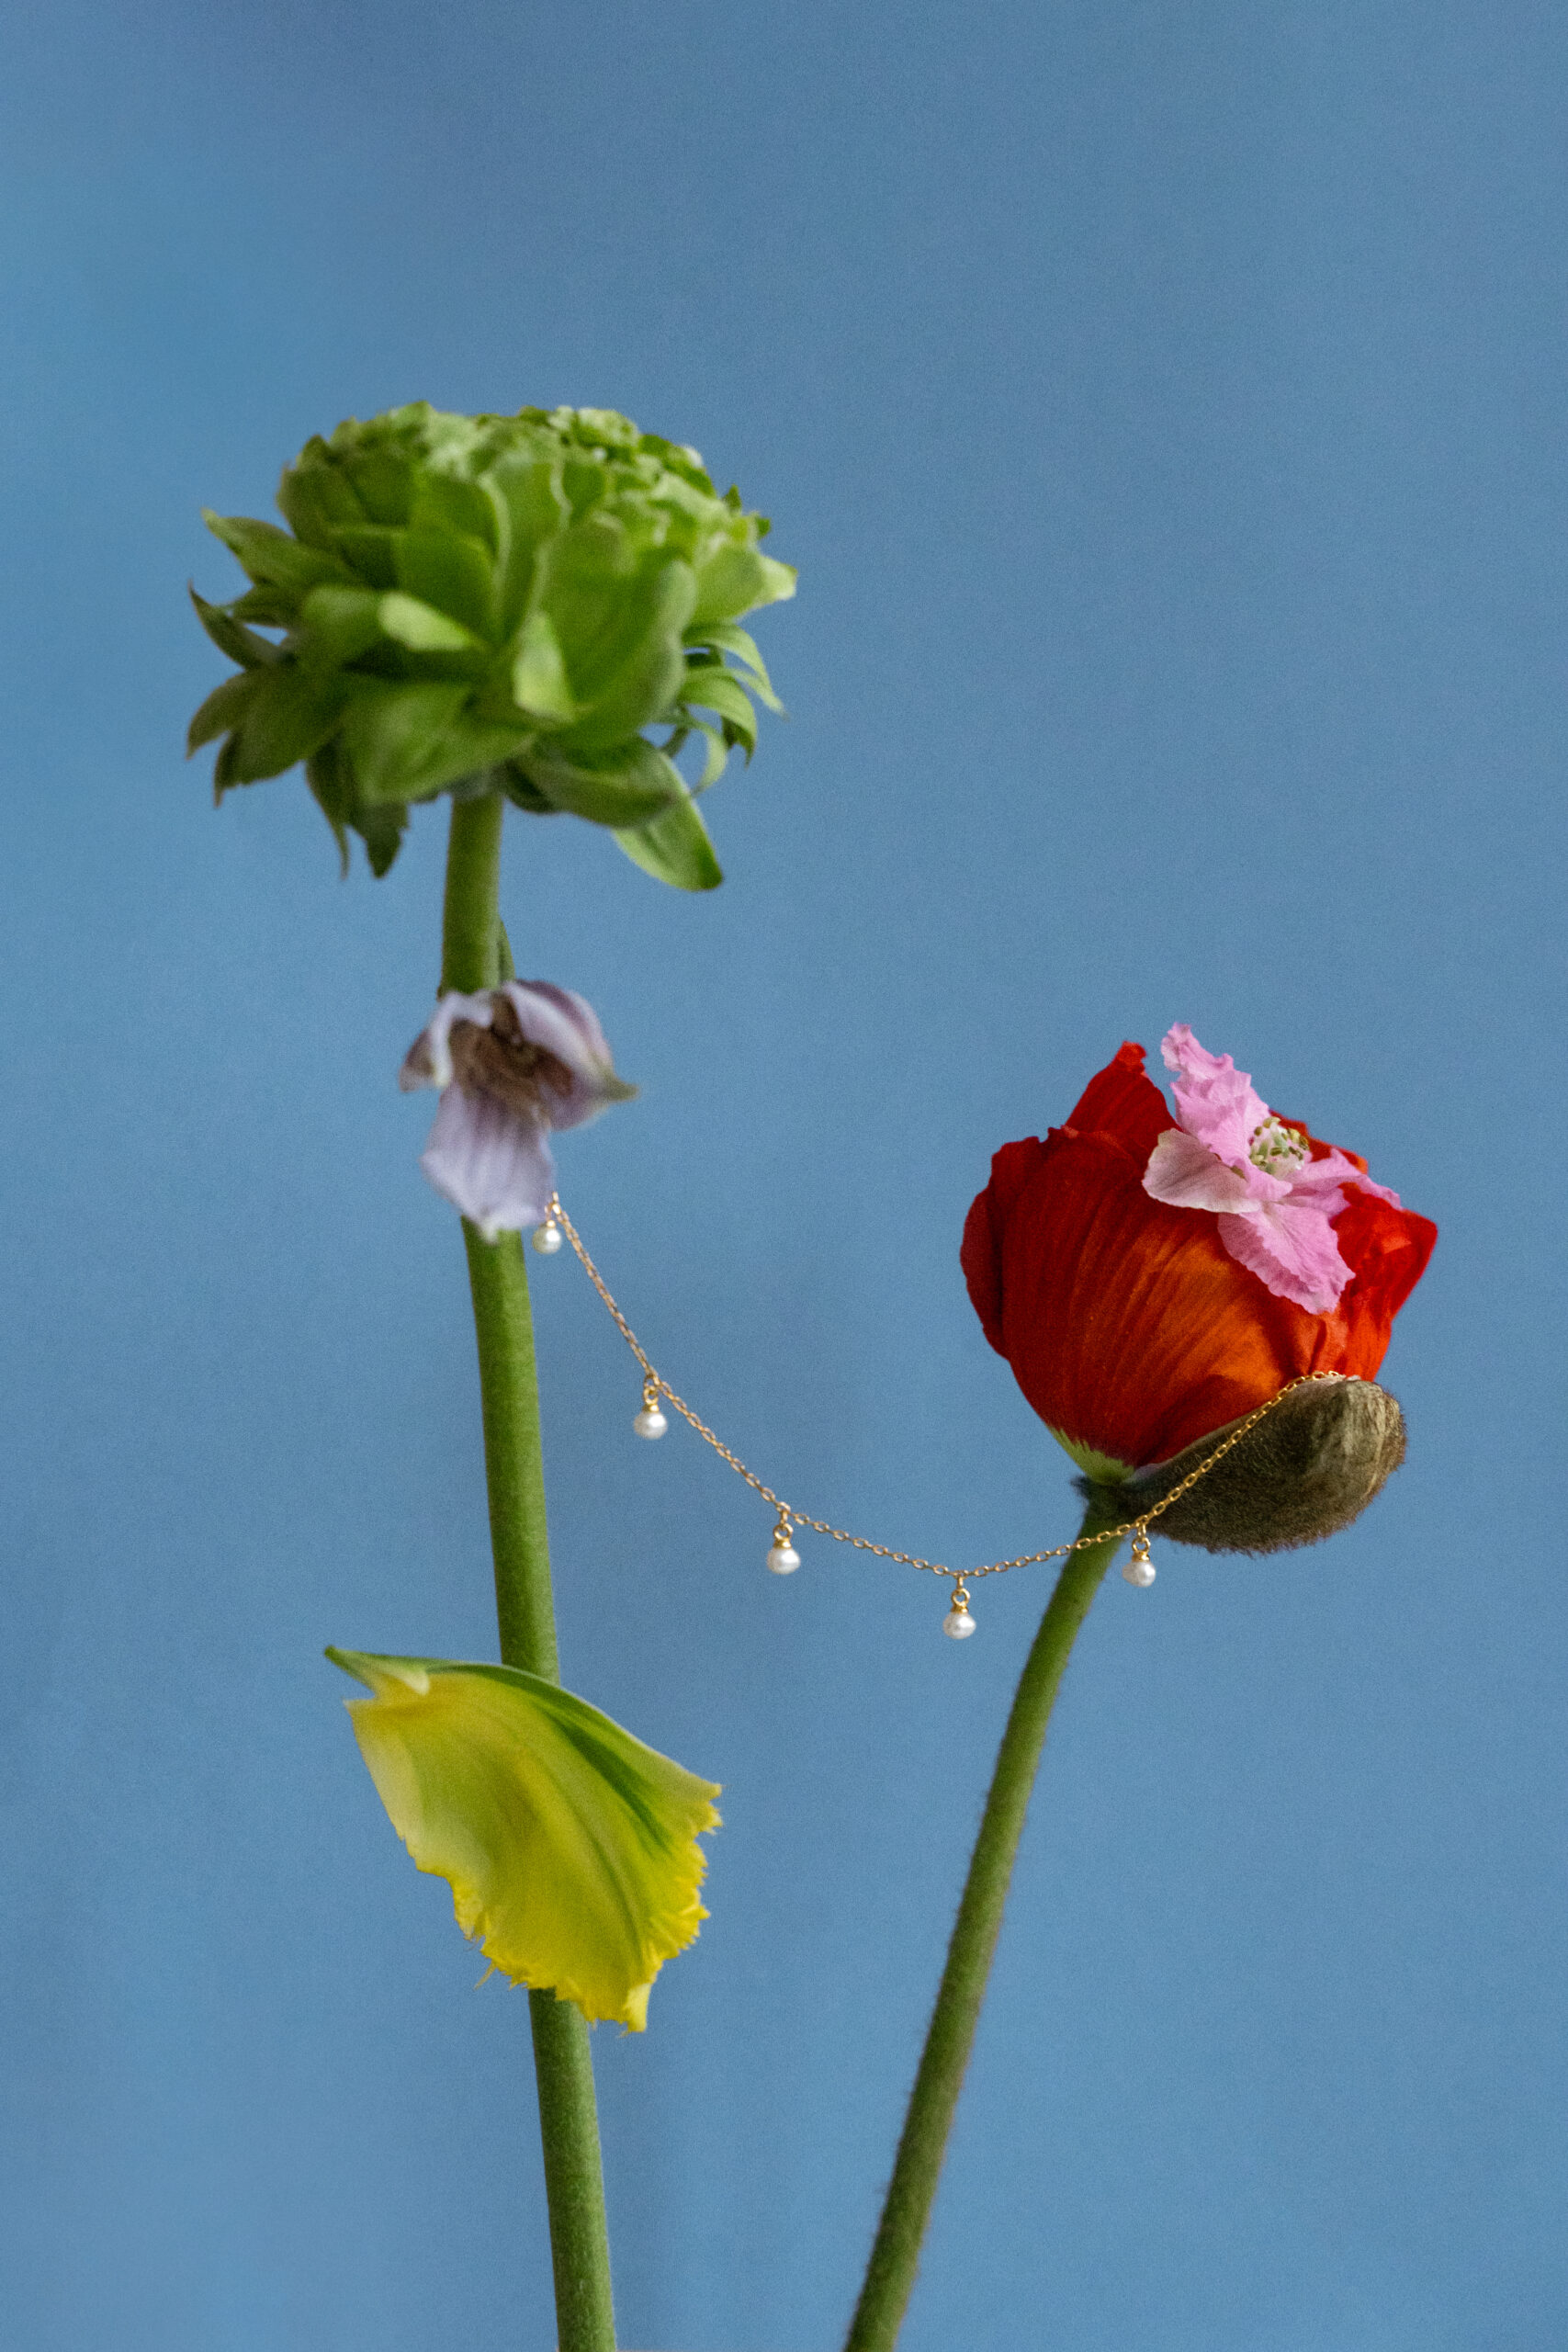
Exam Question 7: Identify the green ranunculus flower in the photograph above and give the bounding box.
[187,403,795,888]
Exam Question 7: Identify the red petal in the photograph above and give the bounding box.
[986,1133,1343,1465]
[963,1045,1438,1472]
[1062,1039,1171,1160]
[961,1137,1046,1355]
[1333,1191,1438,1372]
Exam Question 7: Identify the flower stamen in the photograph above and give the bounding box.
[1247,1115,1308,1178]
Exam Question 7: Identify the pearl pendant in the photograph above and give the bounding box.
[1122,1530,1156,1587]
[634,1377,668,1439]
[767,1517,801,1574]
[942,1585,976,1639]
[531,1220,563,1255]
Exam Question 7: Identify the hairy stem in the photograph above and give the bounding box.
[842,1489,1126,2352]
[443,791,617,2352]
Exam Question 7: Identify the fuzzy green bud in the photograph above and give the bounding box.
[1079,1375,1407,1555]
[187,403,795,886]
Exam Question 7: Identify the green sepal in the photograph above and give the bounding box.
[326,526,401,590]
[336,447,417,526]
[677,662,758,756]
[340,680,527,804]
[521,737,684,826]
[683,618,784,711]
[357,797,409,876]
[189,586,284,671]
[186,668,264,754]
[295,584,386,671]
[304,741,354,872]
[218,664,351,786]
[498,760,558,814]
[683,718,731,789]
[229,583,301,628]
[614,783,724,891]
[306,740,409,876]
[202,510,354,597]
[276,448,368,548]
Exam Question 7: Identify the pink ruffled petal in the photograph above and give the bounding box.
[1160,1023,1271,1168]
[419,1084,557,1242]
[1215,1199,1352,1316]
[1143,1128,1259,1215]
[1280,1148,1359,1215]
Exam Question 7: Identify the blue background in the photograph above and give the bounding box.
[2,4,1564,2346]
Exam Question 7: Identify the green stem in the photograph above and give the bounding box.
[443,792,617,2352]
[842,1488,1127,2352]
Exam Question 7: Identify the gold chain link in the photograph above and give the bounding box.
[545,1193,1348,1587]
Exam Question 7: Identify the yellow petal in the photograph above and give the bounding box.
[326,1649,721,2030]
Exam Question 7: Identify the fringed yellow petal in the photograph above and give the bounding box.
[326,1649,721,2030]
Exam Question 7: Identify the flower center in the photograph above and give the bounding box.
[1248,1115,1308,1178]
[450,1004,575,1117]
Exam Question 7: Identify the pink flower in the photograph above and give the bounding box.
[400,982,634,1242]
[1141,1024,1403,1317]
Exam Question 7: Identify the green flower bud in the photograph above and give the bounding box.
[187,403,795,887]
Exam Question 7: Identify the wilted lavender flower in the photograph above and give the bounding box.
[400,982,635,1241]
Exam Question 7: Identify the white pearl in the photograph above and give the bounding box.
[766,1544,801,1576]
[531,1222,563,1254]
[942,1606,976,1639]
[1122,1555,1156,1587]
[633,1406,668,1440]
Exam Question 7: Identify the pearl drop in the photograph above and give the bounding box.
[531,1222,563,1254]
[633,1406,668,1440]
[766,1544,801,1576]
[1122,1555,1156,1587]
[942,1605,977,1640]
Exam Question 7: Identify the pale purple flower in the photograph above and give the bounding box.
[400,982,635,1242]
[1142,1023,1401,1316]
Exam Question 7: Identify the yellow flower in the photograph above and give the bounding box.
[327,1649,721,2030]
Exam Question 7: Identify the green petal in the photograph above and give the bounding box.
[690,541,796,627]
[511,610,576,721]
[326,1650,721,2030]
[521,737,683,826]
[614,785,723,891]
[540,532,696,751]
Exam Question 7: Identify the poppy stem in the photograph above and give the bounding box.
[842,1487,1129,2352]
[442,791,618,2352]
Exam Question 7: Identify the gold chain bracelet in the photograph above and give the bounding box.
[534,1194,1341,1639]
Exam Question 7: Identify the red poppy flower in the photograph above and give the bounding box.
[962,1033,1437,1476]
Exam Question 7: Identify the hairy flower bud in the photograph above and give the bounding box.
[1080,1374,1407,1555]
[187,402,794,885]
